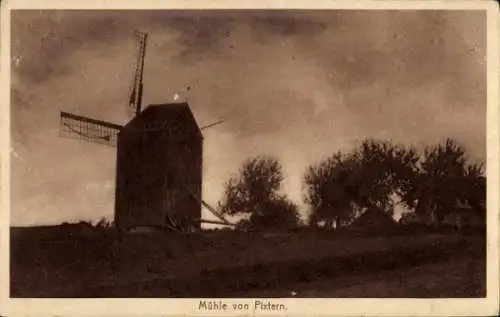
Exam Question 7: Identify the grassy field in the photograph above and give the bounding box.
[238,246,485,298]
[10,228,485,298]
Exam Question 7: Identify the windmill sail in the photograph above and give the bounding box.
[129,86,136,107]
[200,119,226,130]
[59,111,122,147]
[127,31,148,117]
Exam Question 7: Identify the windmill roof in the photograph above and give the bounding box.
[121,102,202,138]
[143,102,192,116]
[133,102,192,122]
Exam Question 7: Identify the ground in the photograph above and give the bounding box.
[242,253,485,298]
[10,227,485,298]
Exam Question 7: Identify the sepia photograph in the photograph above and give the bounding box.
[2,0,499,316]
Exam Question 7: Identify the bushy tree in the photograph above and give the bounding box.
[249,196,302,229]
[416,138,485,227]
[303,151,360,228]
[303,139,420,228]
[305,136,485,230]
[219,156,300,230]
[352,139,420,213]
[463,162,486,211]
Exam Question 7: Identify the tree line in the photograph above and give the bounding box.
[218,138,486,231]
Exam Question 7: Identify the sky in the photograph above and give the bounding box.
[10,9,486,226]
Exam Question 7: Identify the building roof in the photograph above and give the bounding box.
[121,102,203,139]
[349,208,398,230]
[456,199,473,209]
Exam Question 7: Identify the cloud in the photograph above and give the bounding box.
[10,10,486,226]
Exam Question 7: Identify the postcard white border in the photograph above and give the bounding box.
[1,1,498,316]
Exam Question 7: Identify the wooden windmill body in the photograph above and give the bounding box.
[59,31,231,232]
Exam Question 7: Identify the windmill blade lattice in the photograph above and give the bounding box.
[60,111,122,147]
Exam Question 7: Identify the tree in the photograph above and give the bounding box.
[462,162,486,211]
[303,151,360,228]
[219,156,300,229]
[352,139,420,214]
[249,196,302,229]
[303,139,420,229]
[416,138,478,227]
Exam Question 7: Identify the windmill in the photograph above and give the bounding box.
[59,31,232,232]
